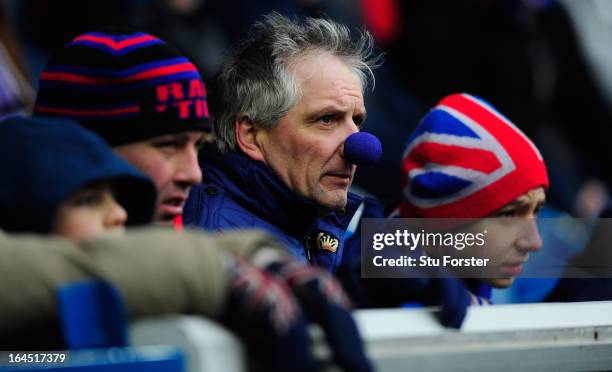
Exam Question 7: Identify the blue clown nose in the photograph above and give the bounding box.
[344,132,382,166]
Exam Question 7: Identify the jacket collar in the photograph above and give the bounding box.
[202,149,360,237]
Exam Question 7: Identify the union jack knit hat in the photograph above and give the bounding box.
[34,30,209,146]
[400,93,548,218]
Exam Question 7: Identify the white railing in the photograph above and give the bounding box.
[130,301,612,372]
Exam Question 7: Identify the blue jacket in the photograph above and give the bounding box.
[183,150,362,272]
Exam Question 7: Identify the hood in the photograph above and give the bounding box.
[0,116,156,233]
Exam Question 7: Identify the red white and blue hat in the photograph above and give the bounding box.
[400,93,548,218]
[34,30,210,146]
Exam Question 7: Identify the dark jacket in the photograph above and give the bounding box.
[0,116,156,233]
[183,150,362,272]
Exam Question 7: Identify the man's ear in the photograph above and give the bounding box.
[235,114,265,162]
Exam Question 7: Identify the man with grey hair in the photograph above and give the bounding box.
[184,12,379,272]
[184,14,376,370]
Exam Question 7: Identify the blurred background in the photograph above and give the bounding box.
[3,0,612,218]
[2,5,612,368]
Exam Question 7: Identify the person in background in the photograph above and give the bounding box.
[0,2,34,120]
[33,30,208,227]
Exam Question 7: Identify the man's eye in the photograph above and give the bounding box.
[152,140,185,154]
[154,141,180,149]
[72,192,101,207]
[353,116,365,129]
[533,204,544,217]
[319,115,334,124]
[497,210,518,218]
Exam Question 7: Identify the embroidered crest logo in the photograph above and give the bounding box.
[317,232,338,253]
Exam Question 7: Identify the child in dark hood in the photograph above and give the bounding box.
[0,116,156,241]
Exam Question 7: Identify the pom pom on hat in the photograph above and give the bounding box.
[400,93,548,218]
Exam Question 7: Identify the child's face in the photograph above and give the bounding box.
[473,187,546,288]
[421,187,546,288]
[52,182,127,241]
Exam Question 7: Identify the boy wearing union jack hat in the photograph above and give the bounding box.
[400,93,548,289]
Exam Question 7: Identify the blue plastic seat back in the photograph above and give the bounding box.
[57,280,128,349]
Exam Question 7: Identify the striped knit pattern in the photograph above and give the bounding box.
[34,31,209,146]
[400,93,548,218]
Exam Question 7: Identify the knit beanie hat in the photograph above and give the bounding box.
[34,30,209,146]
[400,93,548,218]
[0,116,156,234]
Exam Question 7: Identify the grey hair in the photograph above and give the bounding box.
[211,12,381,152]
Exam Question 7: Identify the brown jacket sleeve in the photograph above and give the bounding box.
[205,228,289,261]
[0,228,285,334]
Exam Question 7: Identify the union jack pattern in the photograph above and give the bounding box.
[274,259,352,310]
[401,93,546,215]
[230,260,300,335]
